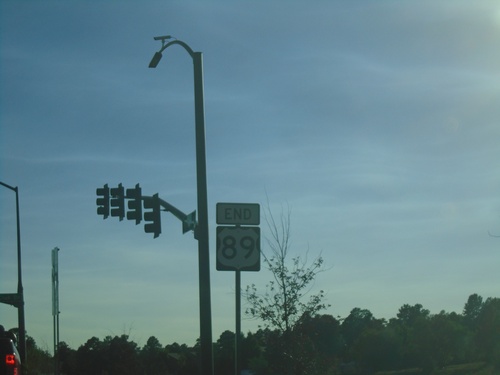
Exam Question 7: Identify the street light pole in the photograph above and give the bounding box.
[149,37,214,375]
[0,181,26,369]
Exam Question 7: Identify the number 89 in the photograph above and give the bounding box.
[222,235,255,259]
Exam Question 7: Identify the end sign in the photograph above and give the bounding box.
[216,203,260,226]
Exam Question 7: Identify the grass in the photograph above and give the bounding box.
[374,362,496,375]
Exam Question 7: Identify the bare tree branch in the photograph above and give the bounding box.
[245,199,330,335]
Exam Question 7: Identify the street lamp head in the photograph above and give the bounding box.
[149,52,163,68]
[149,35,175,67]
[153,35,172,42]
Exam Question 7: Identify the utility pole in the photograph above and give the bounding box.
[0,181,26,372]
[52,247,60,375]
[149,36,213,375]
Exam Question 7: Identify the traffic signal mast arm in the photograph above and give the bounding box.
[0,293,23,308]
[157,197,197,235]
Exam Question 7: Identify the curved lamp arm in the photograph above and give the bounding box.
[149,38,195,67]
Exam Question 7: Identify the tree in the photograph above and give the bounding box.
[76,337,105,375]
[341,308,385,361]
[103,334,140,375]
[140,336,168,375]
[426,312,469,368]
[165,342,198,375]
[57,341,77,375]
[475,297,500,366]
[396,303,430,326]
[294,314,343,374]
[463,293,484,327]
[214,330,235,375]
[245,205,328,333]
[351,325,402,373]
[242,331,266,373]
[24,335,52,375]
[245,204,329,375]
[393,304,432,371]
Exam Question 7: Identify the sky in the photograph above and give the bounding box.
[1,0,499,352]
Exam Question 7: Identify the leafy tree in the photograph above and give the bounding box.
[390,304,432,371]
[426,311,470,368]
[475,297,500,366]
[242,331,266,373]
[103,334,140,375]
[76,335,140,375]
[463,293,484,327]
[76,336,105,375]
[165,341,198,375]
[57,341,77,375]
[140,336,168,375]
[294,314,343,374]
[245,205,328,333]
[341,308,383,350]
[244,204,329,374]
[24,335,52,375]
[214,330,235,375]
[351,325,402,373]
[396,303,430,326]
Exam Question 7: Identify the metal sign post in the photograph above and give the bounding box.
[52,247,60,375]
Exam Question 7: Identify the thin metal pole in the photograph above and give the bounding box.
[52,247,60,375]
[53,314,56,375]
[0,181,26,369]
[193,51,214,375]
[235,270,241,375]
[15,186,26,369]
[149,40,214,375]
[56,313,59,375]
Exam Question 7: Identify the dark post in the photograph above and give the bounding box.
[148,39,214,375]
[235,270,242,375]
[193,51,214,375]
[0,181,26,371]
[14,186,26,368]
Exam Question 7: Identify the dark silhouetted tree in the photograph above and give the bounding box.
[76,337,105,375]
[24,335,52,375]
[245,205,328,332]
[245,204,329,375]
[463,293,484,328]
[397,303,430,326]
[294,314,343,374]
[214,330,235,375]
[103,334,140,375]
[351,324,402,373]
[341,308,383,351]
[140,336,168,375]
[475,297,500,366]
[57,341,77,375]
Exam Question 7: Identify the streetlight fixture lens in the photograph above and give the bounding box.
[149,52,163,68]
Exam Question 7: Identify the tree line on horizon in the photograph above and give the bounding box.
[16,208,500,374]
[17,292,500,375]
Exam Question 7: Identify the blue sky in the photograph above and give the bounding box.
[1,1,499,351]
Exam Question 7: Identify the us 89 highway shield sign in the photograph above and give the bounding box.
[216,226,260,271]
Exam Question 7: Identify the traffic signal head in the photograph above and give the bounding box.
[96,184,110,219]
[143,193,161,238]
[126,184,142,225]
[110,183,125,220]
